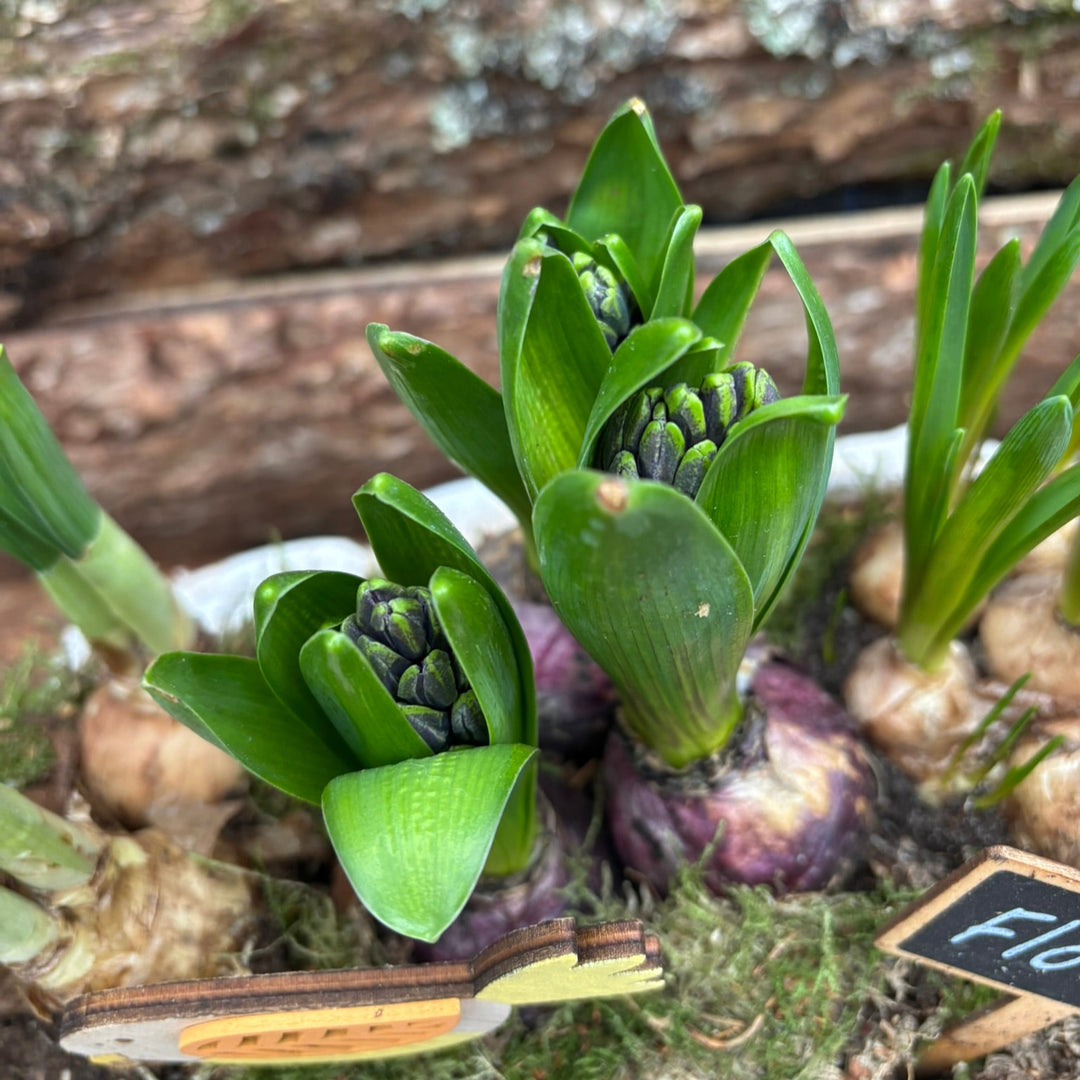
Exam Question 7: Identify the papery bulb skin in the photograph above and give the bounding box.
[980,573,1080,700]
[849,520,904,629]
[597,364,780,498]
[602,661,875,894]
[844,637,977,783]
[512,599,617,758]
[1003,718,1080,867]
[1013,520,1078,576]
[412,799,569,962]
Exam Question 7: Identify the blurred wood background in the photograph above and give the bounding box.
[0,0,1078,573]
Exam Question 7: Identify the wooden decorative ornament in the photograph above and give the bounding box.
[60,918,663,1065]
[877,846,1080,1075]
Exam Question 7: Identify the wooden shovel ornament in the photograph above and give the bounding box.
[877,846,1080,1075]
[60,918,662,1065]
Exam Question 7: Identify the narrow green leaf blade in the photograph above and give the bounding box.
[323,744,537,941]
[593,233,652,318]
[692,242,772,367]
[143,653,353,803]
[366,325,533,529]
[650,205,702,319]
[498,243,612,499]
[916,162,953,357]
[577,318,703,467]
[696,396,846,624]
[430,566,522,746]
[956,110,1001,198]
[353,474,536,747]
[535,471,753,768]
[566,99,683,287]
[1018,174,1080,296]
[299,628,432,768]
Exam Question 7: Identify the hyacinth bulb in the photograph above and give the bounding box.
[344,578,488,753]
[597,363,780,497]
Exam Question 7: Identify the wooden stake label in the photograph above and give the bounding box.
[877,846,1080,1074]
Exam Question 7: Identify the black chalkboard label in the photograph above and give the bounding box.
[899,869,1080,1006]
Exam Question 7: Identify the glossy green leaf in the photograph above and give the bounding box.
[899,396,1073,668]
[143,653,353,803]
[323,744,537,941]
[498,241,612,499]
[0,349,100,558]
[696,395,846,625]
[692,243,772,368]
[518,206,564,241]
[650,205,702,319]
[353,474,536,747]
[253,570,362,758]
[0,508,59,571]
[299,628,432,768]
[366,326,533,531]
[1018,174,1080,297]
[1047,353,1080,411]
[956,110,1000,198]
[430,566,521,746]
[576,318,703,467]
[535,471,753,768]
[903,175,977,603]
[565,99,683,288]
[593,233,652,317]
[916,162,952,357]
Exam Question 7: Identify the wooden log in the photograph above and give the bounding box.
[1,0,1079,321]
[1,193,1078,576]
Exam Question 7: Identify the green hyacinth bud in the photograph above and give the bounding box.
[597,363,781,498]
[348,580,488,749]
[572,252,634,351]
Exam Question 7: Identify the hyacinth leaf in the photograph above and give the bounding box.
[1018,175,1080,297]
[650,204,703,319]
[565,99,683,289]
[0,508,59,571]
[517,209,593,260]
[0,349,100,559]
[535,471,753,768]
[430,566,521,746]
[903,175,977,603]
[957,239,1021,442]
[324,743,537,941]
[517,206,564,241]
[593,233,653,317]
[254,570,364,758]
[696,395,846,625]
[938,462,1080,650]
[299,629,432,768]
[692,243,772,368]
[577,318,703,467]
[956,109,1001,199]
[499,240,612,499]
[353,473,535,746]
[899,395,1073,669]
[366,326,533,532]
[916,162,953,357]
[143,653,353,803]
[37,557,131,647]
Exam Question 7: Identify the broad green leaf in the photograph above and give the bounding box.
[430,566,522,746]
[576,318,703,467]
[904,175,977,602]
[1018,174,1080,296]
[0,507,59,571]
[696,395,845,624]
[650,205,702,319]
[916,162,953,357]
[143,653,353,803]
[566,99,683,288]
[593,233,652,316]
[534,471,753,768]
[299,629,432,768]
[518,206,564,241]
[366,326,533,531]
[254,570,365,759]
[899,396,1073,668]
[693,243,772,367]
[956,110,1001,198]
[0,349,100,558]
[498,243,612,499]
[353,474,536,747]
[323,744,537,941]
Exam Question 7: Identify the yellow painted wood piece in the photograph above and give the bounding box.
[179,998,462,1061]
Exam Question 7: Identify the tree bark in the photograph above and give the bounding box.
[1,0,1078,323]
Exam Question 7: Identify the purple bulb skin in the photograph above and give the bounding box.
[513,600,618,758]
[603,661,875,895]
